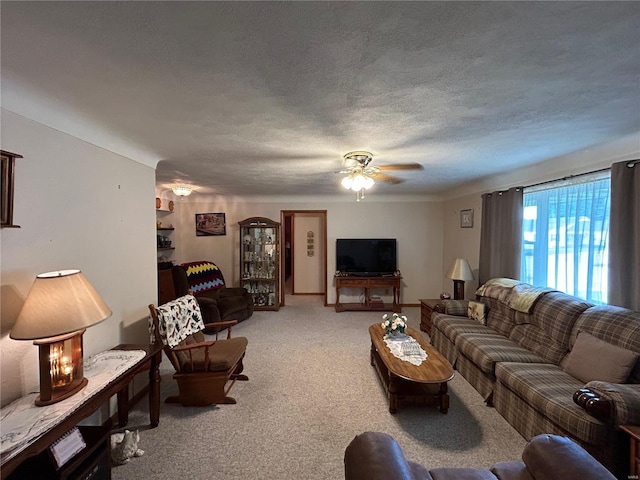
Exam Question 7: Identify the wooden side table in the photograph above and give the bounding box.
[1,344,162,479]
[419,299,441,337]
[621,425,640,477]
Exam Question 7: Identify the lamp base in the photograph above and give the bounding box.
[453,280,466,300]
[35,377,88,406]
[34,330,87,407]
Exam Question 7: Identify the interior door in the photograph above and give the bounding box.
[280,210,327,306]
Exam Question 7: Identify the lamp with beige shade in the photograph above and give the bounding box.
[446,258,474,300]
[10,270,112,406]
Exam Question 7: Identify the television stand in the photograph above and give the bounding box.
[334,275,401,313]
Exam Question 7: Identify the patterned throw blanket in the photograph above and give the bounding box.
[476,278,555,313]
[152,294,205,348]
[181,261,225,294]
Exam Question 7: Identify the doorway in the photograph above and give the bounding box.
[280,210,327,306]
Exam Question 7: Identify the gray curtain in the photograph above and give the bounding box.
[478,187,523,285]
[609,160,640,310]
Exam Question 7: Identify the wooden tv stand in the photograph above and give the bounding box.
[334,275,401,313]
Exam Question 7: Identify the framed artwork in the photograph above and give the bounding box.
[1,150,22,228]
[460,209,474,228]
[195,213,226,236]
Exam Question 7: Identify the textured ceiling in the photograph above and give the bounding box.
[1,2,639,197]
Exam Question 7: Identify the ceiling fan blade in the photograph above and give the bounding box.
[376,163,423,171]
[371,172,404,184]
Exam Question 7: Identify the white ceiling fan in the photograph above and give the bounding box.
[339,151,423,201]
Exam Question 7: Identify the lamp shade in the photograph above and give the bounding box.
[10,270,112,340]
[446,258,474,281]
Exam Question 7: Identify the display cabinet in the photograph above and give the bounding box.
[239,217,280,310]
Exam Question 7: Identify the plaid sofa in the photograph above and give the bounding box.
[430,280,640,477]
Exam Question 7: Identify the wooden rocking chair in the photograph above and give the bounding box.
[148,294,248,406]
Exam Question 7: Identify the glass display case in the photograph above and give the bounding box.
[239,217,280,310]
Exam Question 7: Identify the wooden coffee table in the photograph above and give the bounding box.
[369,324,454,414]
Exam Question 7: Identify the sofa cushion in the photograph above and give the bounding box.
[429,469,497,480]
[563,331,638,383]
[216,296,254,317]
[432,314,494,344]
[479,296,517,338]
[178,336,248,373]
[455,333,544,375]
[569,305,640,383]
[508,291,591,365]
[490,461,533,480]
[495,362,609,445]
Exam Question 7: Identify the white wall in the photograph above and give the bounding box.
[165,195,444,305]
[441,194,483,298]
[0,110,157,407]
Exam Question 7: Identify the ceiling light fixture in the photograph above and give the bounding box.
[341,171,375,201]
[340,154,376,202]
[172,185,193,197]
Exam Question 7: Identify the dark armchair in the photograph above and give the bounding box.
[158,261,254,333]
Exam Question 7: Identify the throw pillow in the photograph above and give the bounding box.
[468,301,487,325]
[564,332,638,384]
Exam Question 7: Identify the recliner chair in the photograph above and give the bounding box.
[158,261,254,333]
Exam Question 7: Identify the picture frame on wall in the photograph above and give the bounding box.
[460,209,474,228]
[195,212,226,236]
[1,150,22,228]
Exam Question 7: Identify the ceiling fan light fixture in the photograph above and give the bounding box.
[363,175,375,190]
[341,172,375,192]
[172,185,193,197]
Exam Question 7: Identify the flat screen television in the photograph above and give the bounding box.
[336,238,397,276]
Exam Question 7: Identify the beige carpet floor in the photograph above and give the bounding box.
[112,297,526,479]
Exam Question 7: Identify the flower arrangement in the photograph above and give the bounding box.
[381,313,407,336]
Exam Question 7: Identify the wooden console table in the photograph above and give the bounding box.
[0,343,162,479]
[335,275,401,312]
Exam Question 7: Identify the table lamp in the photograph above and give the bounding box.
[446,258,474,300]
[10,270,112,406]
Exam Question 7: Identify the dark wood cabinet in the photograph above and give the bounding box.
[335,275,401,312]
[6,425,111,480]
[420,298,442,337]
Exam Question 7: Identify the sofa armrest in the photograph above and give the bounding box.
[439,300,469,316]
[575,381,640,426]
[573,388,613,422]
[344,432,431,480]
[522,434,615,480]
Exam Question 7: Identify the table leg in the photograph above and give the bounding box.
[439,382,449,414]
[393,285,401,312]
[370,342,375,366]
[388,374,399,414]
[117,386,129,427]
